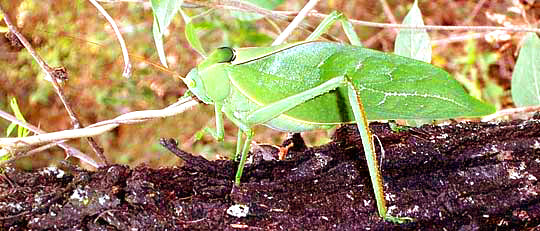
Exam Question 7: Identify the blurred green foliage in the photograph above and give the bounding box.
[454,38,504,109]
[0,0,525,169]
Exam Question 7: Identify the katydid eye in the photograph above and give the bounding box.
[216,47,236,63]
[187,79,195,87]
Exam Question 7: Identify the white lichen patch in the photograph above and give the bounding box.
[0,202,24,212]
[436,133,449,139]
[70,187,89,205]
[387,205,398,215]
[519,162,526,171]
[226,204,249,218]
[463,196,475,205]
[408,205,420,213]
[508,167,521,180]
[32,217,40,223]
[507,162,538,182]
[517,184,539,196]
[385,192,397,202]
[98,194,111,206]
[41,166,66,178]
[363,200,371,207]
[533,140,540,149]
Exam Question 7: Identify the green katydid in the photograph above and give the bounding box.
[176,11,495,222]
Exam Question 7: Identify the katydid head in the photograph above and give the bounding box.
[184,68,213,104]
[183,47,236,104]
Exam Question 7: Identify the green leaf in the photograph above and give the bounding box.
[230,0,284,21]
[185,19,207,57]
[0,13,7,32]
[0,149,12,168]
[151,0,183,67]
[6,123,16,137]
[6,98,30,137]
[152,20,168,68]
[394,0,431,63]
[511,33,540,107]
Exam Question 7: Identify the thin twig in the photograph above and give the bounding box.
[272,0,320,45]
[431,32,485,46]
[0,6,53,76]
[378,0,398,27]
[481,105,540,122]
[88,0,132,78]
[463,0,487,25]
[0,109,100,168]
[183,0,540,34]
[48,70,109,164]
[0,5,109,164]
[307,11,540,33]
[95,0,145,2]
[0,98,199,153]
[188,0,342,42]
[0,4,108,166]
[5,141,68,165]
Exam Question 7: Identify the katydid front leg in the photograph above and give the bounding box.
[203,103,225,141]
[228,76,346,185]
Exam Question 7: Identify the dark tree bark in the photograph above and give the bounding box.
[2,118,540,230]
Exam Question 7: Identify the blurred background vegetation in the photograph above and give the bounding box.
[0,0,537,170]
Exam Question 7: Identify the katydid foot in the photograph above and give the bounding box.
[384,214,415,224]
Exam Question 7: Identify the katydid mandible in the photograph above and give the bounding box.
[178,12,495,222]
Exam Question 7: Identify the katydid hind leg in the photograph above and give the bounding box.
[245,76,345,125]
[235,129,254,185]
[346,79,414,223]
[346,82,387,217]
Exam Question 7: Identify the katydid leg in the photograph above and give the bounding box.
[232,76,345,185]
[245,76,345,125]
[346,79,414,223]
[203,103,225,141]
[235,129,254,185]
[235,129,244,161]
[306,11,362,46]
[346,81,386,218]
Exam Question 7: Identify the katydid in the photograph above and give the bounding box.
[178,12,495,222]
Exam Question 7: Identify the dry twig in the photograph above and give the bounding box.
[272,0,320,45]
[0,98,198,156]
[0,4,108,166]
[0,109,100,168]
[184,0,540,34]
[89,0,132,78]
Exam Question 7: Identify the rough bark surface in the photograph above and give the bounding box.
[2,119,540,230]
